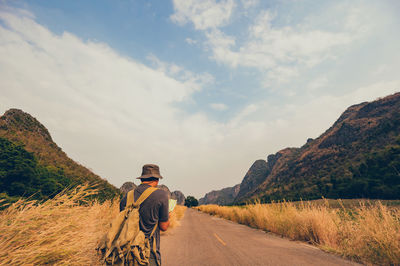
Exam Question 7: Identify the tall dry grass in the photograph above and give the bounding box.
[0,186,186,265]
[0,185,117,265]
[162,205,187,235]
[197,201,400,265]
[170,205,186,228]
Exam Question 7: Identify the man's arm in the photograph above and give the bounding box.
[158,192,170,231]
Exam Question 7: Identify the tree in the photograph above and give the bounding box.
[184,196,198,207]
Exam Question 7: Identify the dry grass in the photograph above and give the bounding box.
[162,205,187,234]
[0,185,116,265]
[196,200,400,265]
[0,186,186,265]
[170,205,187,228]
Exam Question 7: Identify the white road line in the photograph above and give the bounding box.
[214,233,227,246]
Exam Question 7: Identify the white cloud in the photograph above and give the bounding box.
[230,103,259,127]
[264,66,300,87]
[170,0,235,30]
[175,1,388,89]
[205,29,239,67]
[372,65,389,77]
[146,54,214,92]
[307,76,329,92]
[185,37,197,45]
[210,103,228,111]
[205,9,361,86]
[241,0,259,10]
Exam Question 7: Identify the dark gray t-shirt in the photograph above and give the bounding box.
[119,184,169,263]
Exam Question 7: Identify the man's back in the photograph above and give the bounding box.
[120,183,169,264]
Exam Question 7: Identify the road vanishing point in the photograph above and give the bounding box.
[161,208,360,266]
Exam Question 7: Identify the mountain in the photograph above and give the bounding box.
[157,185,187,205]
[0,109,120,202]
[120,181,137,196]
[171,191,185,205]
[119,182,186,205]
[199,92,400,205]
[235,160,270,203]
[157,184,171,195]
[199,184,241,205]
[236,92,400,204]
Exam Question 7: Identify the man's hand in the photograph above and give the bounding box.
[159,220,170,231]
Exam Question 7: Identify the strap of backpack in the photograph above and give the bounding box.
[150,223,158,238]
[150,223,160,266]
[133,186,158,208]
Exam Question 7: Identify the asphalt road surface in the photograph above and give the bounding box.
[160,208,359,266]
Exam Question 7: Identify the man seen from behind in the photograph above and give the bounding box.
[120,164,170,266]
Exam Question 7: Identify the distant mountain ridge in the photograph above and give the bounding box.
[200,93,400,205]
[199,184,240,205]
[0,109,120,202]
[120,182,137,196]
[171,190,185,205]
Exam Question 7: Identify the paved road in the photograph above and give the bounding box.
[161,208,359,266]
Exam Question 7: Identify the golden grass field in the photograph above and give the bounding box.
[196,200,400,265]
[0,186,186,265]
[164,203,186,233]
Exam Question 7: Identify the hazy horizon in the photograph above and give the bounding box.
[1,0,399,199]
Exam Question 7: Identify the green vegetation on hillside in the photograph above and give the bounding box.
[258,139,400,203]
[346,142,400,199]
[0,109,120,204]
[0,137,71,202]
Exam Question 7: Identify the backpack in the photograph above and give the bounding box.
[97,187,159,266]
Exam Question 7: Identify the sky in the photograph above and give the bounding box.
[0,0,399,199]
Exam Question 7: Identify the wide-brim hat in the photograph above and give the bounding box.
[137,164,163,179]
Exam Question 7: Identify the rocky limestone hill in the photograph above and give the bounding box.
[0,109,120,202]
[200,92,400,205]
[237,92,400,203]
[199,184,241,205]
[235,160,270,203]
[120,182,137,196]
[119,182,186,205]
[171,191,185,205]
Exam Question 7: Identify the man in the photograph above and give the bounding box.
[120,164,170,266]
